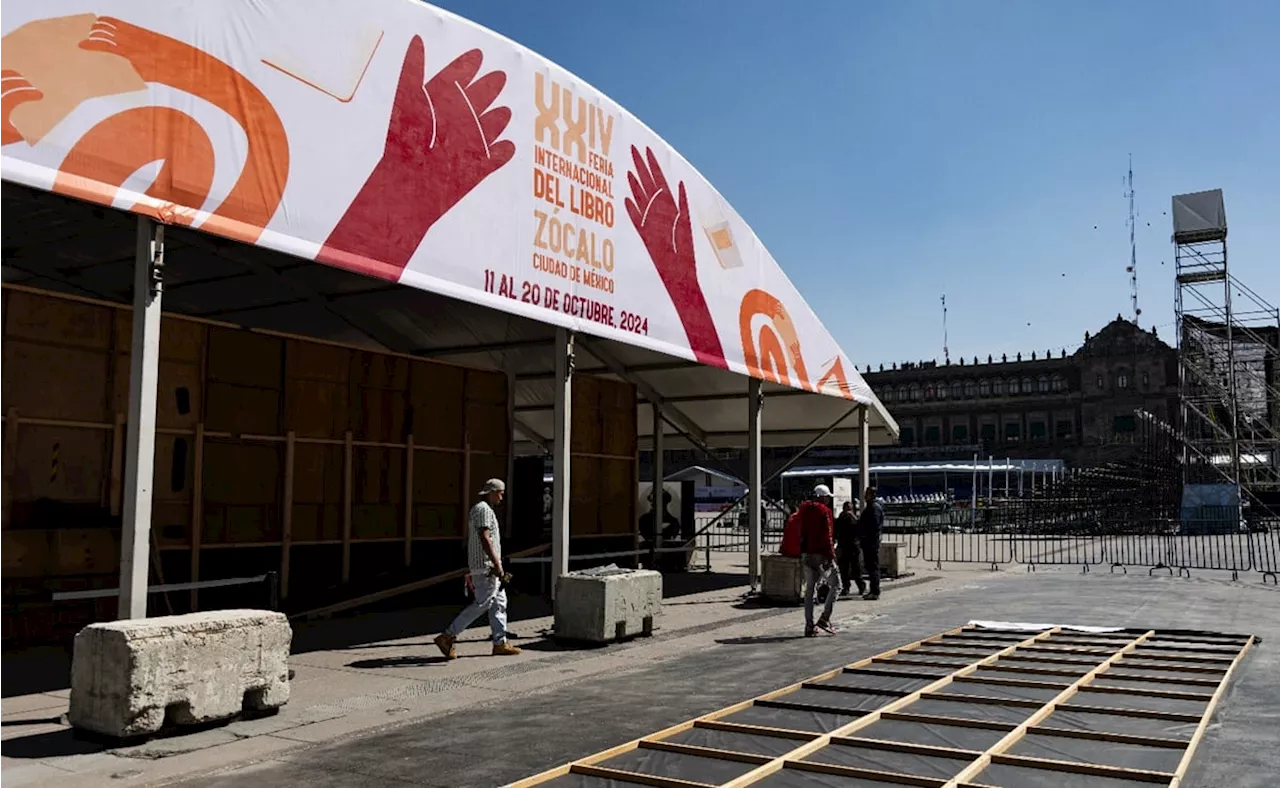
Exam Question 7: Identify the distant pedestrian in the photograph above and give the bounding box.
[434,479,522,659]
[851,486,885,600]
[797,484,839,636]
[834,500,858,597]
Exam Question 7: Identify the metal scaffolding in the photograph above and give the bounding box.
[1171,189,1280,506]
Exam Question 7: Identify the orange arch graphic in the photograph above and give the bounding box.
[738,289,812,391]
[815,356,856,401]
[47,16,288,243]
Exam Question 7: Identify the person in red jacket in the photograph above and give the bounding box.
[797,484,839,636]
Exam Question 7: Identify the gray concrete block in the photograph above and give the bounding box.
[880,542,909,578]
[554,569,662,643]
[762,555,803,603]
[69,609,292,738]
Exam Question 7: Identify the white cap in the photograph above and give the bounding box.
[479,478,506,495]
[812,484,832,498]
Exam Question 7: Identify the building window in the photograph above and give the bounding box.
[953,424,969,442]
[951,381,963,399]
[1056,419,1074,440]
[1113,415,1136,433]
[897,385,908,401]
[1142,372,1150,388]
[924,383,936,400]
[1037,376,1050,393]
[1117,373,1129,389]
[900,427,916,445]
[924,425,941,445]
[937,382,948,400]
[1051,374,1066,392]
[1030,421,1047,442]
[1096,374,1104,390]
[980,423,997,442]
[1009,378,1020,395]
[979,379,991,396]
[1005,422,1022,442]
[1021,377,1033,394]
[909,384,921,401]
[964,380,977,397]
[881,388,894,402]
[993,379,1005,396]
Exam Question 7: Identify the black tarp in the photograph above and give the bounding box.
[856,717,1008,750]
[818,671,936,694]
[973,761,1160,788]
[1070,688,1209,716]
[753,768,927,788]
[777,687,902,713]
[803,741,972,779]
[1090,675,1215,695]
[722,705,862,733]
[898,698,1032,725]
[663,727,808,757]
[1009,732,1184,772]
[937,681,1065,703]
[1042,708,1199,740]
[599,748,755,784]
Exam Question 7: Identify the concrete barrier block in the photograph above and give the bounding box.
[880,542,908,578]
[555,568,662,643]
[69,609,291,738]
[762,555,803,603]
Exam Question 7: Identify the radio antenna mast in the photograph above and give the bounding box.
[1125,154,1141,324]
[941,294,950,364]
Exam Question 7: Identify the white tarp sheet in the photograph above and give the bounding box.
[969,620,1125,634]
[0,0,890,429]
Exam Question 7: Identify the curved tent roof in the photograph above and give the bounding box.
[0,0,896,448]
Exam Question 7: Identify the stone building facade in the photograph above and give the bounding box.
[642,317,1179,486]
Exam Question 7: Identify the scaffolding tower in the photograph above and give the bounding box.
[1172,189,1280,509]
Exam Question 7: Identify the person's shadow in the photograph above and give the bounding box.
[346,655,449,669]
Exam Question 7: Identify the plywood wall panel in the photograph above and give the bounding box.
[5,341,110,422]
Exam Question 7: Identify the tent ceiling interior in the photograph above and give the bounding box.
[2,183,895,454]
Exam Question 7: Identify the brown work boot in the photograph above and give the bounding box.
[434,633,457,660]
[492,641,522,656]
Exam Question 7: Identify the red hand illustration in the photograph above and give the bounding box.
[322,36,515,281]
[625,145,726,369]
[1,70,44,145]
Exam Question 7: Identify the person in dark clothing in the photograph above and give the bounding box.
[834,500,859,597]
[797,484,839,635]
[853,485,885,600]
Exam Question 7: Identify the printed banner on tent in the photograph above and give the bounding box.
[0,0,885,414]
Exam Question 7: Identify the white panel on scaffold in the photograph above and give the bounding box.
[1172,189,1227,243]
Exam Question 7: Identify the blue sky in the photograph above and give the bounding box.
[435,1,1279,368]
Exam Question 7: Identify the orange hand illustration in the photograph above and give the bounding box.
[1,14,145,145]
[625,145,726,368]
[48,15,289,242]
[1,70,43,145]
[321,36,516,280]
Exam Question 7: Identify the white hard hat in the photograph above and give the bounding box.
[812,484,832,498]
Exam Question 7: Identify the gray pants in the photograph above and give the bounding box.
[802,554,839,628]
[445,571,508,645]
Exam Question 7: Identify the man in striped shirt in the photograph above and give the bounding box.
[434,478,521,658]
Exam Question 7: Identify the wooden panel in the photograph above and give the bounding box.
[5,341,110,422]
[11,425,108,504]
[286,340,350,383]
[352,447,403,539]
[598,458,635,535]
[205,382,281,434]
[466,402,509,453]
[4,290,113,349]
[351,350,409,390]
[285,379,349,438]
[470,453,508,496]
[293,443,344,504]
[570,457,599,535]
[206,329,283,387]
[2,530,53,577]
[203,442,281,505]
[410,362,464,447]
[466,368,508,405]
[291,504,342,542]
[352,386,406,442]
[416,451,462,505]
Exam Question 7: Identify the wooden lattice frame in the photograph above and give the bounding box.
[511,624,1253,788]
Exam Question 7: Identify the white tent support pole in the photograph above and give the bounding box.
[551,327,574,600]
[987,455,994,503]
[119,216,164,620]
[1005,457,1010,498]
[859,405,870,502]
[970,452,978,527]
[651,402,664,567]
[747,378,762,590]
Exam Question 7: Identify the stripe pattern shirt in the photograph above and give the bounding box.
[467,500,501,572]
